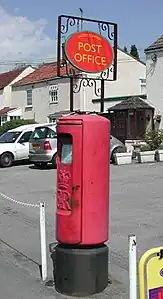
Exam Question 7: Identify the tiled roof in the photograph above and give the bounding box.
[108,97,153,110]
[13,62,79,87]
[145,35,163,52]
[0,67,27,89]
[0,107,17,116]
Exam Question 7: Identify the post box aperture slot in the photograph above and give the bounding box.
[59,133,72,165]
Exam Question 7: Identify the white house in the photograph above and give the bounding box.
[0,107,22,126]
[145,35,163,129]
[11,48,146,123]
[0,66,35,124]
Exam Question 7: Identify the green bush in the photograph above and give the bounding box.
[0,119,37,135]
[144,129,163,150]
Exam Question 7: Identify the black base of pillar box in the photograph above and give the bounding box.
[51,243,108,297]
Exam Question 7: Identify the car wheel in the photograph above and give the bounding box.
[52,153,57,169]
[33,162,47,169]
[111,147,125,164]
[0,152,13,167]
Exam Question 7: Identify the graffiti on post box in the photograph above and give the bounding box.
[58,169,71,185]
[57,187,72,211]
[57,169,72,212]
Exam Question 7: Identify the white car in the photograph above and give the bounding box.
[0,123,47,167]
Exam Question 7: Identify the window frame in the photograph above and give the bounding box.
[26,89,33,106]
[140,78,146,94]
[49,85,59,104]
[18,131,33,143]
[30,126,57,140]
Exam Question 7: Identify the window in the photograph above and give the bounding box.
[0,131,21,143]
[26,89,32,106]
[10,116,21,121]
[30,126,57,140]
[49,118,56,123]
[140,78,146,84]
[18,131,33,143]
[1,116,7,124]
[140,78,146,94]
[49,85,58,103]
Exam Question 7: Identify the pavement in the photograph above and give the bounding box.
[0,162,163,298]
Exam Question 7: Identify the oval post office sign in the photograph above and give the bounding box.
[64,31,113,73]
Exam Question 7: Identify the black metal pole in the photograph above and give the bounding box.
[70,77,74,112]
[100,79,104,112]
[113,23,118,81]
[57,16,61,77]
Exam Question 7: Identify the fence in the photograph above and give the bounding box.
[0,192,47,282]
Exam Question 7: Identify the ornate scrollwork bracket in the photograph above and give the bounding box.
[73,78,101,97]
[97,22,115,40]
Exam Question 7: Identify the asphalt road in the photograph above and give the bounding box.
[0,162,163,298]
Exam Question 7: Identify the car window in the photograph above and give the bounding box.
[0,131,21,143]
[30,127,57,140]
[19,131,33,143]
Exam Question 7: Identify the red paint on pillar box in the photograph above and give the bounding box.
[56,114,110,245]
[64,31,113,73]
[149,287,163,298]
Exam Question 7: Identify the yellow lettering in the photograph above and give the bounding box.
[95,56,101,65]
[84,43,91,52]
[78,42,102,54]
[74,53,82,62]
[91,44,96,52]
[87,55,92,63]
[101,57,106,65]
[74,52,107,67]
[82,54,87,62]
[96,45,102,53]
[78,42,83,50]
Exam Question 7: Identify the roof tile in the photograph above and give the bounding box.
[13,62,79,87]
[145,35,163,52]
[108,97,153,110]
[0,107,17,116]
[0,67,27,89]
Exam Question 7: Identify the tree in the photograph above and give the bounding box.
[0,119,37,135]
[13,63,27,70]
[130,45,139,60]
[123,46,128,53]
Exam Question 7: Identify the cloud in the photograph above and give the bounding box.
[0,7,56,70]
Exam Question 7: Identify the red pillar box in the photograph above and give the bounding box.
[56,114,110,245]
[53,114,110,297]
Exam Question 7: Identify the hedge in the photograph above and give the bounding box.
[0,119,37,135]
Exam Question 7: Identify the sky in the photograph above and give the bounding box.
[0,0,163,70]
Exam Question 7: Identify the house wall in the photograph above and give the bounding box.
[146,50,163,128]
[82,48,146,112]
[0,66,35,109]
[12,77,81,123]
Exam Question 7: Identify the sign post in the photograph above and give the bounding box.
[57,15,118,113]
[139,247,163,299]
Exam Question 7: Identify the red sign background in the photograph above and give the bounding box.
[64,31,113,73]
